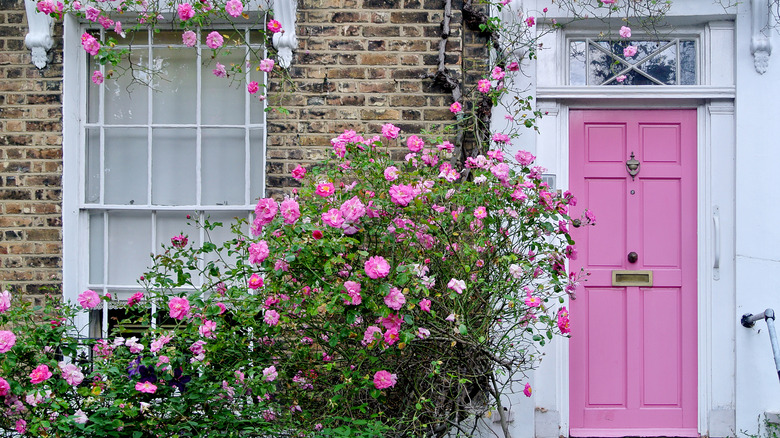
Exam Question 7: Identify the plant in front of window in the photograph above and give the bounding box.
[0,125,590,437]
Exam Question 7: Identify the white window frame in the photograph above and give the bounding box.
[62,15,268,336]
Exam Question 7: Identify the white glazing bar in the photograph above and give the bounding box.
[79,204,253,211]
[147,33,154,208]
[102,211,109,337]
[198,210,205,289]
[676,39,681,85]
[585,39,591,86]
[245,29,252,206]
[83,123,251,129]
[196,30,203,206]
[98,29,106,205]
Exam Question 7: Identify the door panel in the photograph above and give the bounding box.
[569,109,698,437]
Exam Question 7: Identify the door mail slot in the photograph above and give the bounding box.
[611,270,653,287]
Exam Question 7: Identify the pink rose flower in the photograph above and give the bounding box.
[383,328,399,345]
[384,166,400,181]
[477,78,491,93]
[362,326,382,345]
[182,30,197,47]
[364,256,390,279]
[447,278,466,294]
[247,81,259,94]
[315,183,335,197]
[171,234,188,248]
[127,292,143,306]
[450,101,463,113]
[280,198,301,224]
[199,320,217,338]
[291,164,306,179]
[136,381,157,393]
[267,19,282,33]
[524,382,532,397]
[491,66,505,80]
[262,365,277,381]
[205,31,224,49]
[557,307,571,334]
[515,150,536,166]
[321,208,345,228]
[623,45,637,57]
[473,206,487,219]
[177,3,195,21]
[80,32,100,56]
[373,370,397,389]
[507,61,519,71]
[30,364,52,384]
[254,197,278,226]
[406,135,424,152]
[259,58,275,72]
[417,327,431,339]
[0,377,9,396]
[384,287,406,311]
[0,290,10,313]
[249,241,270,264]
[525,16,535,27]
[225,0,243,17]
[343,281,362,305]
[248,273,264,289]
[264,309,280,326]
[619,25,631,38]
[381,123,400,139]
[212,62,227,78]
[388,184,416,206]
[0,331,15,353]
[78,289,101,309]
[168,297,191,320]
[340,196,366,223]
[91,70,104,85]
[59,362,84,386]
[616,74,627,83]
[419,298,431,312]
[15,419,25,434]
[492,132,510,143]
[312,230,324,240]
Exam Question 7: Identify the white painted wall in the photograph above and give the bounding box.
[733,2,780,437]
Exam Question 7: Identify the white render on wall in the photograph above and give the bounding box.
[489,0,780,436]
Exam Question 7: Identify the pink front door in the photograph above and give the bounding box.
[568,110,698,437]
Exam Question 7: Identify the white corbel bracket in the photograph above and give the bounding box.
[24,0,55,69]
[751,0,772,74]
[272,0,297,69]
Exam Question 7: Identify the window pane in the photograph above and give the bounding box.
[203,211,247,269]
[639,44,676,85]
[202,128,246,205]
[107,212,151,285]
[89,212,104,284]
[105,128,148,205]
[153,30,189,46]
[606,70,657,86]
[105,53,149,125]
[85,128,100,204]
[87,56,99,123]
[156,211,202,286]
[249,67,266,124]
[250,128,264,199]
[152,128,197,205]
[202,51,246,125]
[588,42,625,85]
[680,40,696,85]
[152,48,196,124]
[570,41,586,85]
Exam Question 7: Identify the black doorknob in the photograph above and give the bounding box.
[627,252,638,263]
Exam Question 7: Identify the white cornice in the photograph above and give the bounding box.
[24,0,55,69]
[271,0,297,69]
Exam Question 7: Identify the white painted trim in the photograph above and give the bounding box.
[537,86,736,100]
[271,0,297,68]
[23,0,54,69]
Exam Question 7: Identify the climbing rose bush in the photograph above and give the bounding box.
[0,127,589,437]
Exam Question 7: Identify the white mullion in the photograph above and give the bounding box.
[676,39,681,85]
[196,30,203,206]
[147,33,153,208]
[245,28,252,206]
[585,39,591,86]
[101,211,109,337]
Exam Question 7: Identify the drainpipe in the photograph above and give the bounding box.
[741,309,780,382]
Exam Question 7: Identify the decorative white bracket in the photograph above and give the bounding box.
[272,0,297,69]
[24,0,55,69]
[751,0,772,74]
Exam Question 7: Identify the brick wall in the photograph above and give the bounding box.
[0,0,63,301]
[266,0,488,196]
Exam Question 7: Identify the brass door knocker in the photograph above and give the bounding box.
[626,152,640,180]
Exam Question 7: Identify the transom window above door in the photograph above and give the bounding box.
[569,38,697,86]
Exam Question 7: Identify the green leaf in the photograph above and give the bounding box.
[458,324,468,335]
